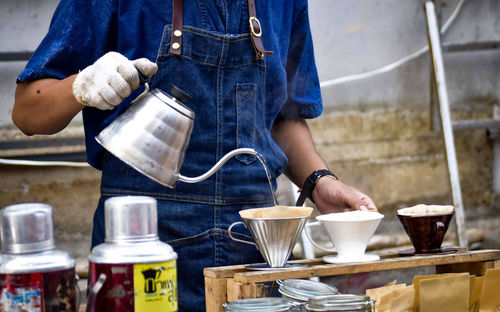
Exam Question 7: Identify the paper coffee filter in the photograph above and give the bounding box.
[397,204,454,216]
[239,206,313,219]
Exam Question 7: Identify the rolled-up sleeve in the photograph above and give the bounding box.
[278,4,322,120]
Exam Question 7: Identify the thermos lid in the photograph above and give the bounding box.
[105,196,158,242]
[91,196,177,264]
[1,203,55,254]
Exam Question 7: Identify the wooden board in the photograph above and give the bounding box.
[204,249,500,312]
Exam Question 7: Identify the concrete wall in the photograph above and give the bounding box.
[1,0,500,260]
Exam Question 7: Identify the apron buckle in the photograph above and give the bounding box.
[249,17,262,37]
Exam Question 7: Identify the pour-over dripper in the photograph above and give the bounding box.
[228,206,313,268]
[305,211,384,263]
[397,204,456,256]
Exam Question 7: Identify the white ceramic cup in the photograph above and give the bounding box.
[305,211,384,262]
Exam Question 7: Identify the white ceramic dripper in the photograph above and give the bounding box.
[305,211,384,263]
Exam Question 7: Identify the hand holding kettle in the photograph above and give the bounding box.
[72,51,157,110]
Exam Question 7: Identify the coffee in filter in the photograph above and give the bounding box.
[397,204,454,216]
[239,206,313,219]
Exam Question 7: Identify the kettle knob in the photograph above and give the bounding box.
[170,85,192,103]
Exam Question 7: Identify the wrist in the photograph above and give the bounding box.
[295,169,338,206]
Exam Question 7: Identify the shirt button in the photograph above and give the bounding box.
[172,42,181,50]
[174,30,182,37]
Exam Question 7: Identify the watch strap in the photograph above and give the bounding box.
[295,169,338,206]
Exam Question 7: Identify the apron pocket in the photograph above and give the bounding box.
[236,83,257,164]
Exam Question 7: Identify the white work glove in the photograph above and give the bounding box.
[73,51,158,110]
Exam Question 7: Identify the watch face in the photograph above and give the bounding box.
[312,169,336,183]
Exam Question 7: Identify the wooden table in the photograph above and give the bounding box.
[204,249,500,312]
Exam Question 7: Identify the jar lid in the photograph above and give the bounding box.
[278,279,338,302]
[1,203,55,254]
[223,298,291,311]
[306,295,374,312]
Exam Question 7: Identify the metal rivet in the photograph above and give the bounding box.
[172,42,180,50]
[174,30,182,37]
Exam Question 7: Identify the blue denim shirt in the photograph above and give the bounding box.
[18,0,322,165]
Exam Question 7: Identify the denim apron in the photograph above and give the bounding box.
[92,4,284,311]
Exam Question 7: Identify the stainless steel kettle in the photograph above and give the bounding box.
[96,83,258,188]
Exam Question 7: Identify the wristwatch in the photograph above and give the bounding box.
[295,169,338,206]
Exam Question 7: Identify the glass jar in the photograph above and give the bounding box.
[223,297,291,311]
[278,279,339,312]
[305,294,375,312]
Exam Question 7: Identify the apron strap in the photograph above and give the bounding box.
[247,0,273,58]
[170,0,184,55]
[170,0,273,58]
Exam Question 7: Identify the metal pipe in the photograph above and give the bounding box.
[425,1,468,248]
[491,106,500,193]
[0,51,33,62]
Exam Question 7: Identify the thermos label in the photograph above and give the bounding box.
[133,260,177,311]
[0,268,77,312]
[0,282,42,312]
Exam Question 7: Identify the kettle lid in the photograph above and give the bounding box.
[151,88,195,119]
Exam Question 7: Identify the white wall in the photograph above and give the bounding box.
[0,0,61,126]
[309,0,500,111]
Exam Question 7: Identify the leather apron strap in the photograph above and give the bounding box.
[170,0,273,58]
[170,0,184,55]
[247,0,273,58]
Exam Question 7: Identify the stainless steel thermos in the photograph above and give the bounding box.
[87,196,178,312]
[0,203,78,312]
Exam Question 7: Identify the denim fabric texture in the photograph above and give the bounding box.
[18,0,323,310]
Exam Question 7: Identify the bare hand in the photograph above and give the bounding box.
[311,176,377,214]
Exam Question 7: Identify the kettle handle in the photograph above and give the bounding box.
[136,66,149,85]
[178,148,258,184]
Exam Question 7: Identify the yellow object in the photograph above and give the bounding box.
[412,273,461,312]
[418,273,469,312]
[479,268,500,312]
[366,282,414,312]
[469,276,484,312]
[133,260,178,312]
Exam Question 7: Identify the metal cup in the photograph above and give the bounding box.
[228,206,313,268]
[1,203,55,254]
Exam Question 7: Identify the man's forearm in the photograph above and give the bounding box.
[12,75,82,135]
[271,118,328,187]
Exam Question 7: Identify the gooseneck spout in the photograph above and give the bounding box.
[178,148,258,184]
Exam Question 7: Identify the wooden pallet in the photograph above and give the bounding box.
[204,249,500,312]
